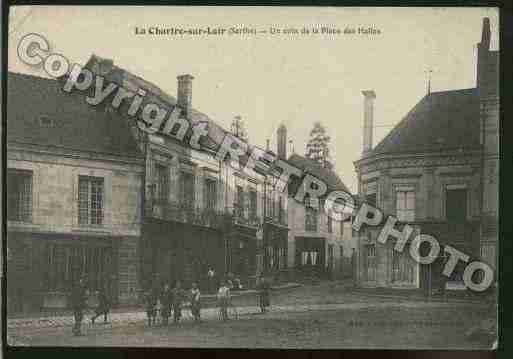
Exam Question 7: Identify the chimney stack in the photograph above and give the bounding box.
[362,90,376,155]
[177,74,194,117]
[477,18,491,89]
[277,123,287,159]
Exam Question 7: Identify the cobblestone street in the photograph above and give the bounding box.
[7,282,496,349]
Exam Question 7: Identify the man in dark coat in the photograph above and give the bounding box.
[71,276,88,336]
[160,283,173,326]
[257,275,271,313]
[91,284,111,324]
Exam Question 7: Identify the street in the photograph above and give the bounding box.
[7,282,496,349]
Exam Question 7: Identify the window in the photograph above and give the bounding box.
[365,193,377,207]
[301,251,318,265]
[154,163,169,202]
[204,178,217,210]
[396,188,415,222]
[365,244,376,281]
[236,185,244,216]
[327,214,333,233]
[180,172,195,208]
[328,244,334,270]
[305,207,318,232]
[340,246,344,273]
[392,247,415,283]
[78,176,104,226]
[340,220,344,237]
[249,190,257,219]
[7,169,33,222]
[278,196,284,223]
[446,188,467,222]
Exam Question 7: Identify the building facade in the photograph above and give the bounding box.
[7,72,144,313]
[353,18,498,291]
[85,55,289,290]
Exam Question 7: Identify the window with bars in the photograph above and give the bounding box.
[154,163,169,203]
[396,188,415,222]
[78,176,104,226]
[7,169,33,222]
[204,178,217,210]
[180,172,195,208]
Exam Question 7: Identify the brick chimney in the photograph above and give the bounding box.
[277,123,287,159]
[177,74,194,117]
[362,90,376,155]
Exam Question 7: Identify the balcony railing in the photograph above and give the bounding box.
[231,205,262,228]
[264,209,288,227]
[148,198,227,230]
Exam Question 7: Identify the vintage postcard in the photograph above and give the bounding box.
[5,6,499,349]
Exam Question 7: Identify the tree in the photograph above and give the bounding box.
[231,115,248,142]
[305,122,334,170]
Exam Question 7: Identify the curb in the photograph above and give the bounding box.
[347,290,493,305]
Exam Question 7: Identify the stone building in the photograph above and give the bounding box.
[269,125,355,280]
[84,55,288,290]
[6,72,144,312]
[353,18,498,291]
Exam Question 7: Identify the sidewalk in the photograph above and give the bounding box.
[7,282,302,323]
[7,297,484,331]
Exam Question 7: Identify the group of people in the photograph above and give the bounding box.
[144,280,202,326]
[69,272,272,336]
[71,276,111,336]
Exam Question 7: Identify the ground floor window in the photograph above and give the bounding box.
[391,247,415,284]
[301,251,318,266]
[45,243,113,292]
[364,244,376,281]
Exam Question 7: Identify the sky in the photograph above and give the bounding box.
[8,6,499,193]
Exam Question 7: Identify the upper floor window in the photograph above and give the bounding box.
[154,163,169,203]
[78,176,104,226]
[396,188,415,222]
[278,196,284,223]
[249,190,257,219]
[179,172,195,208]
[365,193,377,207]
[446,188,467,222]
[204,178,217,210]
[340,220,344,237]
[327,214,333,233]
[305,207,318,232]
[7,169,33,222]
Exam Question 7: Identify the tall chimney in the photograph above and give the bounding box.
[277,123,287,159]
[362,90,376,155]
[477,18,491,89]
[177,74,194,117]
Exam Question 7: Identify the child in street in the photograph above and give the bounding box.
[160,283,173,326]
[172,280,185,323]
[217,280,231,321]
[190,282,201,322]
[144,290,157,327]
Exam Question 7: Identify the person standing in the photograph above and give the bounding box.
[190,282,201,322]
[257,275,270,313]
[207,267,215,294]
[172,280,185,323]
[144,289,157,327]
[71,276,88,336]
[160,283,173,326]
[91,284,111,325]
[217,280,231,321]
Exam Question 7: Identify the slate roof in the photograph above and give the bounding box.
[7,71,143,158]
[367,88,480,157]
[287,153,351,195]
[84,54,226,151]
